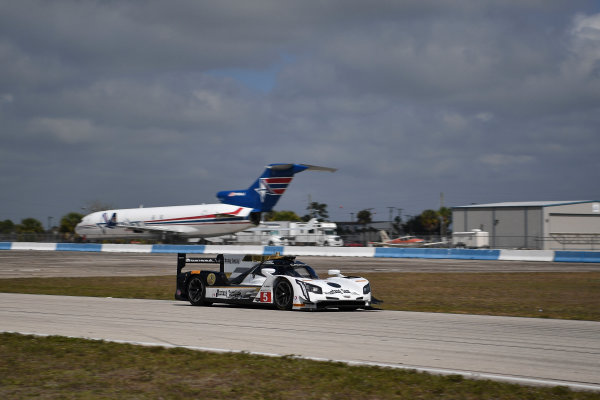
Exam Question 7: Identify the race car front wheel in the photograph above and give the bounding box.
[273,279,294,310]
[187,276,208,306]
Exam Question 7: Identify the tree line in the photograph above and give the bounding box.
[266,203,452,235]
[0,213,83,235]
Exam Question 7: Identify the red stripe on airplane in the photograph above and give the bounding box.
[265,178,292,184]
[149,207,244,223]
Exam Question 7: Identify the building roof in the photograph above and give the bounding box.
[453,200,598,209]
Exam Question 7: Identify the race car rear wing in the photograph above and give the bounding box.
[177,253,225,275]
[176,253,288,278]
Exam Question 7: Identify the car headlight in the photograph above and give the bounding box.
[363,283,371,294]
[305,283,322,294]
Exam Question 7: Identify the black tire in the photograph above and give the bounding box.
[273,279,294,310]
[187,276,208,306]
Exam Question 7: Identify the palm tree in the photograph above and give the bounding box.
[420,209,440,233]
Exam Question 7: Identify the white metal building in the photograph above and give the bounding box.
[452,201,600,250]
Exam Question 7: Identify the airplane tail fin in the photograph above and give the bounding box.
[103,212,117,228]
[379,230,391,242]
[217,164,336,213]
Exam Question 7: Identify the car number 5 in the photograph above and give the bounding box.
[260,291,271,303]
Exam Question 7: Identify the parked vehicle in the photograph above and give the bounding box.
[452,229,490,248]
[288,219,343,246]
[206,218,343,246]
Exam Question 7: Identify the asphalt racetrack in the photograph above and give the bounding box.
[1,250,600,278]
[1,251,599,390]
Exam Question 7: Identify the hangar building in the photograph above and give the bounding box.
[452,200,600,250]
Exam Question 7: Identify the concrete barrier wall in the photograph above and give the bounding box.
[499,250,554,262]
[10,242,58,251]
[375,248,501,260]
[283,246,375,257]
[554,251,600,263]
[56,243,103,252]
[1,242,599,262]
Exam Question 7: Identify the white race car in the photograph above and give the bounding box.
[175,254,374,311]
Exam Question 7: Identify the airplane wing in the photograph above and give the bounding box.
[369,241,424,248]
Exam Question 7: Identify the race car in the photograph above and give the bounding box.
[175,253,374,311]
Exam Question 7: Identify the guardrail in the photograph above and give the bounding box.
[1,242,600,262]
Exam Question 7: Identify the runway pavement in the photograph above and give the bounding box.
[1,293,599,391]
[2,250,599,390]
[1,250,600,278]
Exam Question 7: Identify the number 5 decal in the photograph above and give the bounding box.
[260,291,271,303]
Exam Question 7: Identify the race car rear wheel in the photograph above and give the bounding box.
[273,279,293,310]
[187,276,208,306]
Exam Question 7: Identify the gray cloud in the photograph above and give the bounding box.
[0,0,599,224]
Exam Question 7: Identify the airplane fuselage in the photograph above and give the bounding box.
[74,163,335,241]
[75,203,255,240]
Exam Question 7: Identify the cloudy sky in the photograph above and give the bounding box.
[1,0,599,225]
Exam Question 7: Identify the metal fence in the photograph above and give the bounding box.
[2,233,600,251]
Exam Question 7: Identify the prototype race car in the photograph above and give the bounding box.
[175,253,374,311]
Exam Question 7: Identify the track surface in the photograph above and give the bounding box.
[1,250,600,278]
[1,251,600,390]
[2,293,599,390]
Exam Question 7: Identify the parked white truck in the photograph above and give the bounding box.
[452,229,490,248]
[288,218,343,246]
[206,223,288,246]
[233,226,289,246]
[207,218,343,246]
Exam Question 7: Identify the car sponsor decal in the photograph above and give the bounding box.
[206,287,260,300]
[324,289,359,296]
[259,291,272,303]
[206,273,216,286]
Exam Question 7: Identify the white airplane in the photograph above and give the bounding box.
[75,164,335,240]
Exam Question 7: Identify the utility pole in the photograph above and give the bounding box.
[440,192,446,238]
[396,207,403,234]
[387,206,394,234]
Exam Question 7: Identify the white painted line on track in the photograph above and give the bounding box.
[4,330,600,392]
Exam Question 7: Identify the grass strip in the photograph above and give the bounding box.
[1,272,599,321]
[1,332,599,400]
[363,272,600,321]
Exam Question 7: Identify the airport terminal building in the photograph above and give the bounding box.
[452,201,600,250]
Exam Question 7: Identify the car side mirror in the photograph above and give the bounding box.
[328,269,342,277]
[262,268,276,276]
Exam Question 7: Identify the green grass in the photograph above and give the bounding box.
[1,272,599,320]
[362,272,600,321]
[1,333,598,400]
[2,275,599,397]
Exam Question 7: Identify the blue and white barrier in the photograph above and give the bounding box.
[1,242,599,262]
[373,247,501,260]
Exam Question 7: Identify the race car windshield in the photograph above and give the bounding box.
[275,265,318,279]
